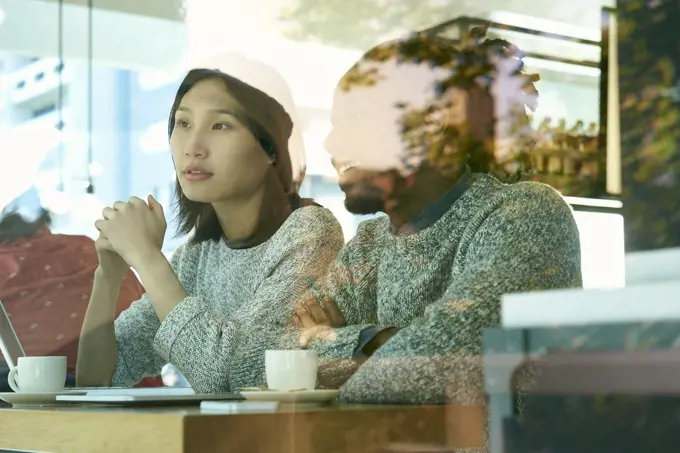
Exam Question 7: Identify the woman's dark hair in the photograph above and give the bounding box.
[169,69,297,244]
[0,209,51,244]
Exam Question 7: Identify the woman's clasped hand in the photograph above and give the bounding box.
[94,195,167,269]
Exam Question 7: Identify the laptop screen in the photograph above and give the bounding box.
[0,300,26,370]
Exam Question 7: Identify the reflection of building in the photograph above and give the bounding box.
[0,54,181,247]
[0,0,626,287]
[0,50,369,252]
[530,121,604,196]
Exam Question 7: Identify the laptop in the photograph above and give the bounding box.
[0,300,242,404]
[0,300,25,370]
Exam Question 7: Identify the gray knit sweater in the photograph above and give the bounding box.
[111,206,343,393]
[309,174,582,404]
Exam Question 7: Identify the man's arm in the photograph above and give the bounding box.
[294,219,384,387]
[339,184,583,404]
[304,220,384,347]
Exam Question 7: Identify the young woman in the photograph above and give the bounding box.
[76,65,344,393]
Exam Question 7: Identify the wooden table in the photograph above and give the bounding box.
[0,403,484,453]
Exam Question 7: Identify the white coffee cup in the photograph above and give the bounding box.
[265,350,318,391]
[8,356,67,393]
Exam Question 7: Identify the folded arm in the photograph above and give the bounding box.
[297,220,385,386]
[340,187,583,404]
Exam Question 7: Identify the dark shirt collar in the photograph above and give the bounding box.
[392,171,473,235]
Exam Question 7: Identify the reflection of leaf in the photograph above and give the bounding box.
[618,0,680,251]
[338,30,539,180]
[337,67,382,91]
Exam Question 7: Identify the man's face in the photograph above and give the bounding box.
[331,160,397,215]
[325,39,538,210]
[324,59,456,214]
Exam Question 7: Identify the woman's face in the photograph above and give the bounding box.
[170,78,271,204]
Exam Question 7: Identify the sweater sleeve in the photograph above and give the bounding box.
[339,183,583,404]
[296,219,383,388]
[149,208,343,393]
[111,247,194,387]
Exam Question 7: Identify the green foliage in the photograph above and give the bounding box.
[618,0,680,251]
[336,30,539,179]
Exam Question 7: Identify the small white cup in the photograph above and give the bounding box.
[8,356,67,393]
[265,350,318,391]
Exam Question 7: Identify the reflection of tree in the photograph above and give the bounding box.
[283,3,612,197]
[501,3,680,443]
[279,0,452,49]
[337,27,539,180]
[618,0,680,251]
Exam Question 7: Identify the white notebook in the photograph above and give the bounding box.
[56,390,242,405]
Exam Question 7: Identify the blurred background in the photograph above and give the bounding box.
[2,0,675,290]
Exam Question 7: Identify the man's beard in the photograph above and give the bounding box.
[342,185,385,215]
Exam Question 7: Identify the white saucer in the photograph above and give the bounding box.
[239,389,340,404]
[0,391,87,407]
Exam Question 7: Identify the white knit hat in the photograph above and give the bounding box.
[184,52,307,189]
